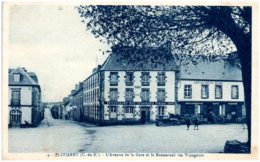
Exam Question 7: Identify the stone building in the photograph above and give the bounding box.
[8,67,43,127]
[82,44,178,125]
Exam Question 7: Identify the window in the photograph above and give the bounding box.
[110,106,117,113]
[141,89,150,101]
[110,72,118,86]
[109,88,118,101]
[157,72,166,86]
[125,72,134,86]
[231,85,239,99]
[125,88,134,101]
[215,85,222,99]
[184,85,192,99]
[14,74,21,82]
[125,106,134,113]
[11,90,21,106]
[201,85,209,99]
[141,72,150,86]
[157,88,166,101]
[158,106,165,116]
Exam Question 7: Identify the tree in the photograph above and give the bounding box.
[77,5,252,151]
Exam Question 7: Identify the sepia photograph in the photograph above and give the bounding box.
[2,1,258,160]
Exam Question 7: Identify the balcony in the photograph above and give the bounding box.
[125,81,133,86]
[141,81,150,86]
[11,99,20,106]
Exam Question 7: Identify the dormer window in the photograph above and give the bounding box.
[14,74,21,82]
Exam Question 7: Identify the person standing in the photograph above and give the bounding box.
[194,115,199,130]
[185,116,191,130]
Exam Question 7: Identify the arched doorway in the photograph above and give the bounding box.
[10,109,22,127]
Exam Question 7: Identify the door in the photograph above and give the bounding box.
[141,107,150,124]
[141,111,146,124]
[10,110,22,127]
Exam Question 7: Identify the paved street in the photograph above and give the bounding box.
[9,109,247,153]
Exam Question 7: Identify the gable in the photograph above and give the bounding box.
[9,68,39,86]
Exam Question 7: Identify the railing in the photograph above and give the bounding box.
[125,81,133,86]
[11,99,20,106]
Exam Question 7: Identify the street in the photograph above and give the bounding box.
[9,109,247,153]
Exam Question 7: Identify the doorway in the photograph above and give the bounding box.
[10,110,22,127]
[141,107,150,124]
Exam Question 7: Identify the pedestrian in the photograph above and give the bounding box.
[194,116,199,130]
[185,116,191,130]
[24,120,29,128]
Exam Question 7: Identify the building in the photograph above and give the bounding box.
[71,83,83,121]
[62,83,83,121]
[44,102,63,119]
[176,58,245,122]
[8,67,43,127]
[83,44,178,125]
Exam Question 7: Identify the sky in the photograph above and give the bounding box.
[8,4,110,102]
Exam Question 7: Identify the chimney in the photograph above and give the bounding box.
[22,67,27,72]
[75,84,79,90]
[92,68,97,73]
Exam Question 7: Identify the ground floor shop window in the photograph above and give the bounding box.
[125,106,134,113]
[109,106,117,119]
[158,106,165,116]
[181,105,195,115]
[110,106,117,113]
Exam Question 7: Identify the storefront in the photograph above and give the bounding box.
[179,101,245,122]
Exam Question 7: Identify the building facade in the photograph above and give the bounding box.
[83,44,178,125]
[176,59,245,122]
[71,83,83,121]
[65,44,246,125]
[8,67,43,127]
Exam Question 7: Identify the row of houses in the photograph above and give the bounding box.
[62,43,245,125]
[8,67,44,127]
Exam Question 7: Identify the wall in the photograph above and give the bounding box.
[103,70,176,122]
[8,106,32,124]
[177,80,244,102]
[9,86,32,105]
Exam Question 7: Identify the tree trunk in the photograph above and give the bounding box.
[236,35,252,152]
[212,9,252,152]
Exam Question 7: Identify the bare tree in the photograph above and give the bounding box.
[77,5,252,151]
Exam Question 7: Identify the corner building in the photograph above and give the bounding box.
[176,59,246,121]
[83,45,178,125]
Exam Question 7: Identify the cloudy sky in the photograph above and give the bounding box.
[8,4,110,102]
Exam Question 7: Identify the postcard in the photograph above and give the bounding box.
[2,0,258,160]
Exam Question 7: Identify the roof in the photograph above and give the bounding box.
[100,43,178,71]
[27,72,39,83]
[179,59,242,81]
[9,67,40,86]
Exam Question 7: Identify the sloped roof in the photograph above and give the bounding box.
[9,67,39,86]
[27,72,38,83]
[100,44,178,71]
[180,59,242,81]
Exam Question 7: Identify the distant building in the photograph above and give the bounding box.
[44,102,63,119]
[62,83,83,121]
[83,43,178,125]
[8,67,43,127]
[176,58,245,122]
[71,83,83,121]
